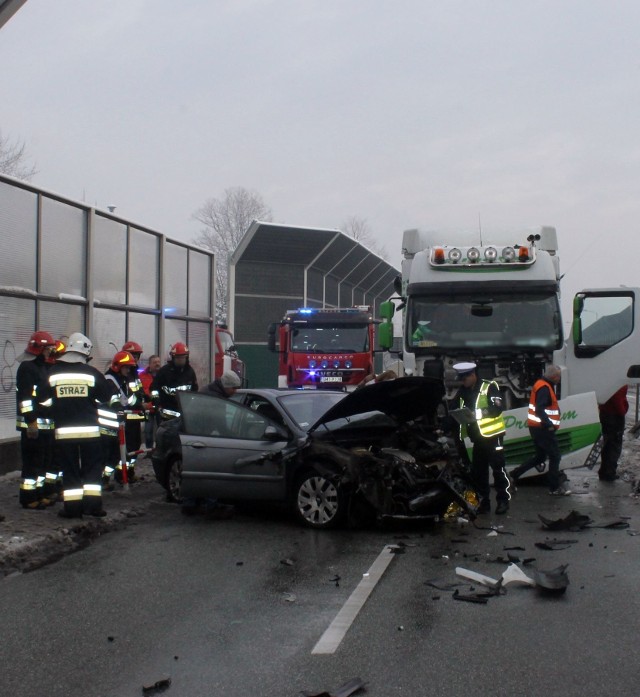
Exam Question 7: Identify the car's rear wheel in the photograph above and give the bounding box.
[165,457,183,503]
[293,469,346,529]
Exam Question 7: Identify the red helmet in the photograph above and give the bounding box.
[122,341,143,355]
[170,342,189,357]
[111,350,136,372]
[26,331,56,356]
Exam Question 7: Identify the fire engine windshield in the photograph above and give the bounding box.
[407,293,562,352]
[290,325,370,353]
[217,330,235,353]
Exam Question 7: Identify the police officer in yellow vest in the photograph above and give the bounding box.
[453,362,511,514]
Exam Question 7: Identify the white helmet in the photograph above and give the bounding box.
[65,332,93,357]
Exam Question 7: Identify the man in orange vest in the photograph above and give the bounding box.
[511,365,570,495]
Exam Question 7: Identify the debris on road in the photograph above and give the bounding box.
[141,677,171,695]
[455,566,500,588]
[500,563,535,587]
[532,564,570,594]
[538,511,592,531]
[300,676,366,697]
[535,539,578,551]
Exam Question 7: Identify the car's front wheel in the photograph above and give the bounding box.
[293,469,346,529]
[165,457,183,503]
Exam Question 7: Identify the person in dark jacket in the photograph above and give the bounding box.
[511,365,569,495]
[46,333,112,518]
[16,331,57,509]
[200,370,241,398]
[598,386,629,481]
[150,342,198,420]
[452,362,511,515]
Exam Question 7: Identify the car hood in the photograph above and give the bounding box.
[308,376,445,432]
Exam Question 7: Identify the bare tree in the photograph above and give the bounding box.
[193,187,273,321]
[341,215,388,259]
[0,129,37,181]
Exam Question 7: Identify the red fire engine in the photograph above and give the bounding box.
[267,307,376,389]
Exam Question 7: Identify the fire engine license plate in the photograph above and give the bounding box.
[321,376,342,382]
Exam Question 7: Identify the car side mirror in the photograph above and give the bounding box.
[263,425,289,441]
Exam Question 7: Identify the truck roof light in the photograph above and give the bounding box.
[518,246,530,262]
[433,247,445,264]
[502,246,516,262]
[484,246,498,262]
[467,247,480,262]
[448,248,462,263]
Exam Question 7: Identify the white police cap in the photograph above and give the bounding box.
[453,361,477,376]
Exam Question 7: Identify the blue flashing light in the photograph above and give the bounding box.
[333,360,340,369]
[321,360,329,369]
[309,370,316,377]
[309,359,317,368]
[345,360,352,369]
[299,308,315,314]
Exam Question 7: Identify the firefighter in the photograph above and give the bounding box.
[16,331,57,509]
[150,343,198,420]
[102,351,144,487]
[46,332,112,518]
[452,362,511,515]
[511,365,570,495]
[119,343,146,469]
[122,340,143,365]
[139,354,162,449]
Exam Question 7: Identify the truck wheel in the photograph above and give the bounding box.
[293,469,346,529]
[165,457,183,503]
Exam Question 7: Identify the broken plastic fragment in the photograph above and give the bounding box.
[538,511,592,531]
[455,566,499,588]
[535,539,578,551]
[501,563,535,587]
[300,676,366,697]
[532,564,570,594]
[141,678,171,695]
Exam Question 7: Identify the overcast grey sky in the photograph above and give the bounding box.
[2,1,640,319]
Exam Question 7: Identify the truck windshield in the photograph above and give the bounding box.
[407,293,562,352]
[290,324,370,353]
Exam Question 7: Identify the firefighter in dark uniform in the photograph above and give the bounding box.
[47,332,112,519]
[102,350,144,486]
[121,341,146,459]
[16,331,57,509]
[452,362,511,515]
[150,343,199,420]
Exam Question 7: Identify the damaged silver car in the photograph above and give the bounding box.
[152,376,477,529]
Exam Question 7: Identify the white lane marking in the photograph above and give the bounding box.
[311,544,398,655]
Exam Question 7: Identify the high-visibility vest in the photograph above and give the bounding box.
[527,379,561,428]
[460,380,506,439]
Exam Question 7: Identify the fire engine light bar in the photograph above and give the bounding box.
[467,247,480,262]
[502,246,516,262]
[484,246,498,262]
[448,248,462,263]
